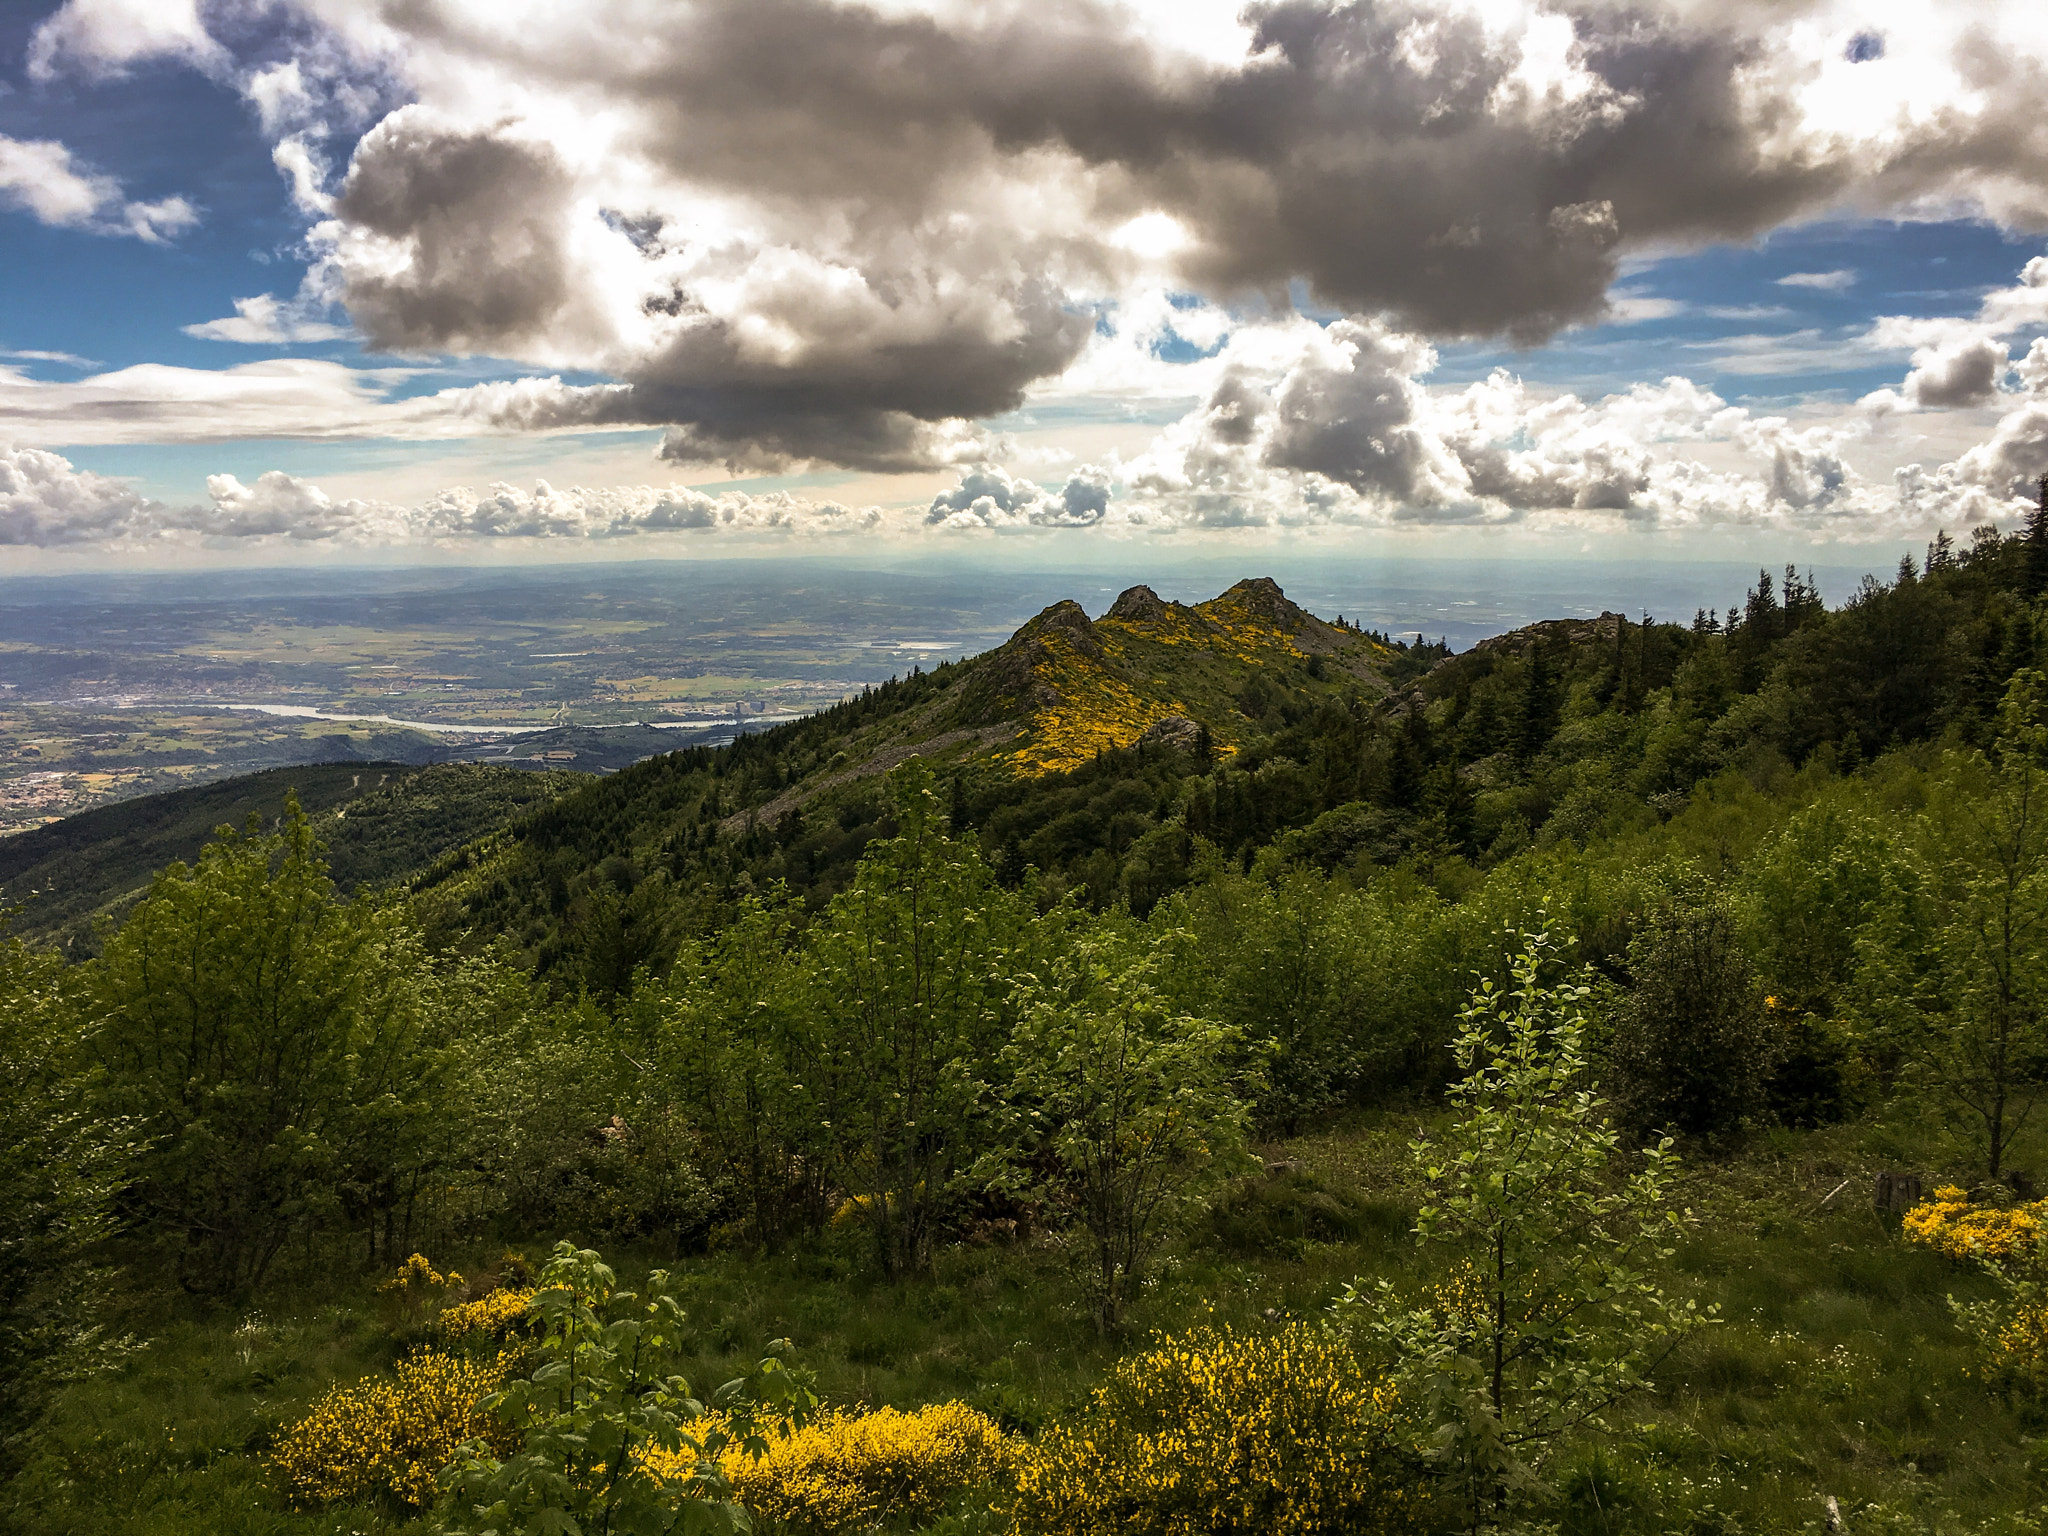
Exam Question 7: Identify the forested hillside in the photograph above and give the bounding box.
[11,529,2048,1536]
[0,761,585,948]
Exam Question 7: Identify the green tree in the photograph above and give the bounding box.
[1608,881,1779,1143]
[90,798,446,1294]
[442,1242,814,1536]
[0,926,136,1490]
[652,887,823,1247]
[1920,671,2048,1184]
[1338,926,1711,1532]
[1000,929,1255,1331]
[807,762,1024,1276]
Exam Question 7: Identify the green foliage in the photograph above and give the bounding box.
[1154,866,1459,1128]
[442,1241,815,1536]
[88,797,447,1295]
[0,763,578,951]
[1341,926,1713,1530]
[649,889,822,1248]
[1916,672,2048,1183]
[0,923,136,1489]
[998,929,1256,1330]
[1607,881,1779,1143]
[807,762,1028,1277]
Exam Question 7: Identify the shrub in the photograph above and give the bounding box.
[1608,885,1778,1143]
[439,1287,535,1344]
[273,1348,518,1509]
[646,1403,1016,1531]
[1012,1324,1415,1536]
[439,1242,815,1536]
[1904,1186,2048,1400]
[380,1252,464,1333]
[1902,1186,2047,1264]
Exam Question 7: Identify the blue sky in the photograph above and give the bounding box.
[3,0,2048,565]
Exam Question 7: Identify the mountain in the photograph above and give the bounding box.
[0,761,584,949]
[399,577,1407,982]
[19,545,2033,998]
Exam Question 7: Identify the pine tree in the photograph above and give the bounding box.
[2026,474,2048,600]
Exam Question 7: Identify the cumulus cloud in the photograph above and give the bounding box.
[26,0,227,82]
[0,134,198,242]
[1863,259,2048,410]
[0,446,893,547]
[38,0,2048,471]
[925,464,1113,529]
[1099,306,2043,539]
[0,444,156,545]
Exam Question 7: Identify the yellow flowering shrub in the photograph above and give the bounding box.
[1012,1324,1416,1536]
[272,1348,517,1509]
[378,1252,465,1332]
[641,1402,1015,1531]
[1902,1186,2048,1263]
[438,1286,535,1343]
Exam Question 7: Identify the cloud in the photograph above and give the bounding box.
[0,446,894,547]
[0,134,198,242]
[1901,332,2009,410]
[1098,310,2037,539]
[925,463,1113,529]
[197,470,402,539]
[26,0,228,82]
[184,294,352,345]
[0,349,96,368]
[0,443,156,545]
[0,358,662,445]
[71,0,2045,473]
[1777,269,1858,291]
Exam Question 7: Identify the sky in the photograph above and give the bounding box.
[3,0,2048,570]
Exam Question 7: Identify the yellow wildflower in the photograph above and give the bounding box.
[1013,1323,1416,1536]
[643,1402,1016,1529]
[1902,1186,2048,1264]
[272,1349,517,1509]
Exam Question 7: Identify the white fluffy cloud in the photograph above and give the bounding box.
[0,443,156,544]
[924,464,1113,530]
[0,133,197,242]
[184,293,351,345]
[0,446,893,547]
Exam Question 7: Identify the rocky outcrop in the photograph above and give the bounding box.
[1467,612,1627,658]
[951,599,1107,725]
[1137,714,1206,754]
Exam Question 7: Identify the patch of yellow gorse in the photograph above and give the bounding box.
[643,1402,1015,1530]
[1012,1323,1415,1536]
[272,1348,518,1509]
[1902,1186,2048,1263]
[438,1286,535,1342]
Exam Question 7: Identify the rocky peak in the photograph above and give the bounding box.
[1205,577,1312,632]
[1106,584,1170,623]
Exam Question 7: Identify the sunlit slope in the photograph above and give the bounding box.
[404,578,1392,960]
[955,579,1392,774]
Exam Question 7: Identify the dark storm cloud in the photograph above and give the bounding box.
[337,112,581,356]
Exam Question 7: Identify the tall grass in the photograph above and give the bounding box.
[12,1113,2047,1535]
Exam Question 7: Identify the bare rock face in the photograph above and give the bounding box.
[953,599,1105,724]
[1027,598,1105,659]
[1107,584,1171,623]
[1210,576,1308,630]
[1138,714,1206,754]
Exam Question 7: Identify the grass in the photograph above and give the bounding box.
[11,1114,2048,1535]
